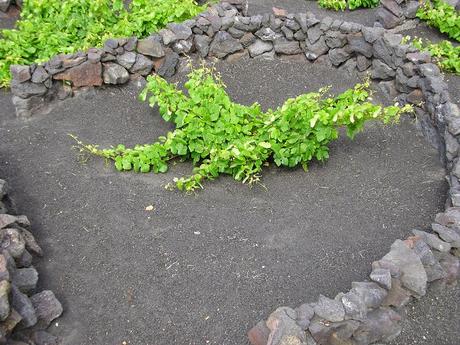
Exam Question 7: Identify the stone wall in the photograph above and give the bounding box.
[0,179,63,344]
[6,1,460,344]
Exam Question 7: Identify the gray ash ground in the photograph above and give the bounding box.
[0,58,449,344]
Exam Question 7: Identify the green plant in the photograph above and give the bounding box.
[318,0,379,11]
[72,65,412,193]
[416,0,460,42]
[318,0,347,11]
[0,0,205,87]
[412,38,460,75]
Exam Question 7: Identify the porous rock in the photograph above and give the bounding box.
[137,36,165,58]
[54,61,103,87]
[412,229,452,252]
[30,290,63,328]
[11,285,37,328]
[379,239,427,297]
[209,31,243,58]
[314,295,345,322]
[248,40,273,57]
[103,63,129,85]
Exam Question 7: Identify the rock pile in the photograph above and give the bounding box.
[248,215,460,345]
[0,0,20,13]
[0,179,62,345]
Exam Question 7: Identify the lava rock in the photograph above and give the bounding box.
[0,228,25,259]
[247,320,270,345]
[103,63,129,85]
[356,55,372,72]
[31,66,49,84]
[314,294,345,322]
[353,308,402,344]
[347,33,372,58]
[273,38,301,55]
[12,267,38,294]
[371,59,395,80]
[248,40,273,57]
[10,80,48,99]
[30,290,63,328]
[379,239,427,297]
[54,61,103,87]
[31,331,61,345]
[376,7,403,29]
[10,65,31,83]
[412,229,452,252]
[338,290,367,320]
[209,31,243,58]
[295,303,315,330]
[0,280,10,321]
[156,52,180,78]
[305,36,329,60]
[194,35,212,58]
[432,223,460,248]
[325,31,347,49]
[116,52,137,70]
[370,268,392,289]
[329,48,351,66]
[266,307,306,345]
[129,55,153,76]
[307,26,322,44]
[11,284,37,328]
[137,36,165,58]
[351,281,387,308]
[255,27,277,41]
[167,23,193,41]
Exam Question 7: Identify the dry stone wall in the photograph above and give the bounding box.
[0,179,63,345]
[6,1,460,344]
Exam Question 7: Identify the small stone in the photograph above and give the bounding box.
[272,7,287,17]
[129,55,153,76]
[356,55,371,72]
[281,26,294,40]
[274,38,301,55]
[379,239,427,297]
[254,50,275,60]
[266,307,306,345]
[31,331,61,345]
[295,303,314,330]
[12,267,38,294]
[103,63,129,85]
[339,290,367,320]
[347,33,372,58]
[16,249,33,268]
[0,309,21,335]
[124,37,138,52]
[329,48,351,66]
[0,254,9,281]
[432,223,460,247]
[309,318,359,344]
[104,38,118,50]
[305,36,329,60]
[406,51,431,64]
[248,320,270,345]
[116,52,137,70]
[240,32,256,48]
[0,228,25,258]
[54,61,102,87]
[10,80,48,99]
[325,31,347,49]
[376,7,403,29]
[353,308,402,344]
[194,35,212,57]
[412,229,452,252]
[172,39,193,54]
[31,66,49,84]
[156,52,180,78]
[0,0,11,12]
[307,26,322,44]
[30,290,63,328]
[226,50,249,63]
[228,27,245,39]
[255,27,277,41]
[351,281,387,308]
[167,23,192,41]
[314,294,345,322]
[362,27,384,44]
[407,89,423,105]
[371,59,395,80]
[11,284,37,327]
[405,1,421,19]
[137,36,165,58]
[0,280,10,321]
[370,268,392,289]
[381,0,403,17]
[248,40,273,57]
[10,65,31,83]
[209,31,243,58]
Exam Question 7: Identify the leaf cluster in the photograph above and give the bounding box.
[412,38,460,75]
[318,0,379,11]
[0,0,205,87]
[416,0,460,42]
[75,65,412,193]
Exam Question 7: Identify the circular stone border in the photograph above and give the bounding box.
[5,1,460,344]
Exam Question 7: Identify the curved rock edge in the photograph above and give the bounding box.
[5,0,460,344]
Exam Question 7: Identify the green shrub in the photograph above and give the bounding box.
[413,38,460,74]
[73,65,412,192]
[416,0,460,42]
[0,0,205,87]
[318,0,379,11]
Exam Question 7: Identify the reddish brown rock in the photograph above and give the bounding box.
[248,320,270,345]
[272,7,287,17]
[54,61,102,87]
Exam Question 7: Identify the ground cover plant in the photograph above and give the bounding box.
[73,65,412,192]
[416,0,460,42]
[413,38,460,75]
[318,0,379,11]
[0,0,205,87]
